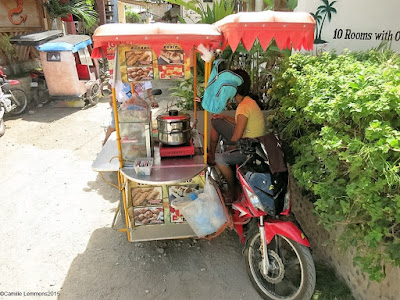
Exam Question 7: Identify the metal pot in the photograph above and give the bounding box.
[157,111,191,145]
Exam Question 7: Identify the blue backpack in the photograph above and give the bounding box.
[201,59,243,113]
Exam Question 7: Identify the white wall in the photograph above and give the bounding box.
[296,0,400,52]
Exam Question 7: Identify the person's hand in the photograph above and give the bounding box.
[194,96,201,102]
[150,101,159,108]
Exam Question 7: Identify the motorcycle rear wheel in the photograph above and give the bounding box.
[9,88,28,115]
[244,232,315,300]
[38,84,50,105]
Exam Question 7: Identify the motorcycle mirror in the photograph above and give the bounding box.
[152,89,162,96]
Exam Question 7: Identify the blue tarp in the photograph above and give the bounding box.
[37,35,92,53]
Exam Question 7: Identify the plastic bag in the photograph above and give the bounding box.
[181,175,227,237]
[115,80,132,103]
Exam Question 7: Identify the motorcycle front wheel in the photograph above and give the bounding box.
[9,88,28,115]
[244,232,316,300]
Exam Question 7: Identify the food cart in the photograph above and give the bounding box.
[91,11,316,300]
[91,10,314,241]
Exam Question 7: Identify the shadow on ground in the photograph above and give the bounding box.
[85,172,120,204]
[59,224,262,300]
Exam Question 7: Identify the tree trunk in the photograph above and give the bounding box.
[274,0,290,11]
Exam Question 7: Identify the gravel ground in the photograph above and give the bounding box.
[0,94,262,300]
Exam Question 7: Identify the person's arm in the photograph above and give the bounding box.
[230,114,247,142]
[212,113,235,124]
[147,88,158,108]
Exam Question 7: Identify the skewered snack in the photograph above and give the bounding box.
[133,190,151,206]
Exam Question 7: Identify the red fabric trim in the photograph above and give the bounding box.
[219,22,315,51]
[61,14,73,22]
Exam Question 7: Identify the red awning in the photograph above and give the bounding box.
[91,11,315,58]
[215,11,315,52]
[91,22,223,58]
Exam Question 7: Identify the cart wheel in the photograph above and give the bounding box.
[88,82,100,106]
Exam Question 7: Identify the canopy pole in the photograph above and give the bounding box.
[193,48,197,124]
[203,61,212,164]
[111,87,124,169]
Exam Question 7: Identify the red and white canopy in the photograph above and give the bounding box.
[91,11,315,58]
[215,11,315,52]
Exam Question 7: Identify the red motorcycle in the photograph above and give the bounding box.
[210,135,316,300]
[0,67,28,136]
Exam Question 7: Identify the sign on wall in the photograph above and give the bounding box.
[0,0,43,30]
[296,0,400,53]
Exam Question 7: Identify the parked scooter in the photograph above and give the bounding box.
[210,136,316,300]
[0,67,28,136]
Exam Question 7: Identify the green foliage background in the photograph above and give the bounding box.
[125,10,141,23]
[45,0,98,27]
[269,50,400,281]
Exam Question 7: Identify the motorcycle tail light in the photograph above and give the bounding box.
[244,186,265,212]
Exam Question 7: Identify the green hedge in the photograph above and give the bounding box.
[269,50,400,281]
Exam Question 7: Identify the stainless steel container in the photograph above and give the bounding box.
[157,110,191,145]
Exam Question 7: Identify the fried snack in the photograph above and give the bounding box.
[147,189,160,201]
[126,51,141,66]
[131,188,142,204]
[131,188,141,206]
[139,52,150,62]
[133,190,152,206]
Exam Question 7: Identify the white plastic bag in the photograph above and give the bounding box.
[181,175,227,237]
[115,80,131,103]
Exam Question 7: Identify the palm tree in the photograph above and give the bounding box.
[310,11,322,41]
[314,0,337,44]
[44,0,98,28]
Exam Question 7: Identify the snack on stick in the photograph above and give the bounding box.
[147,189,160,201]
[132,188,143,202]
[130,188,141,206]
[133,190,152,206]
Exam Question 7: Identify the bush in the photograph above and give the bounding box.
[269,50,400,281]
[126,10,141,23]
[168,75,205,111]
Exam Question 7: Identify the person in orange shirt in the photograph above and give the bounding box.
[207,69,266,201]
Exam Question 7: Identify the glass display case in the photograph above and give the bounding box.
[118,97,152,163]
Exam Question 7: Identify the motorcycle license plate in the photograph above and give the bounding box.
[30,82,38,87]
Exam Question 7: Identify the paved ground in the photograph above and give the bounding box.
[0,90,262,299]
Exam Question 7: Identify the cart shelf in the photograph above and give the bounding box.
[129,223,196,242]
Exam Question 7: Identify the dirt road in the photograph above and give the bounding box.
[0,97,261,300]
